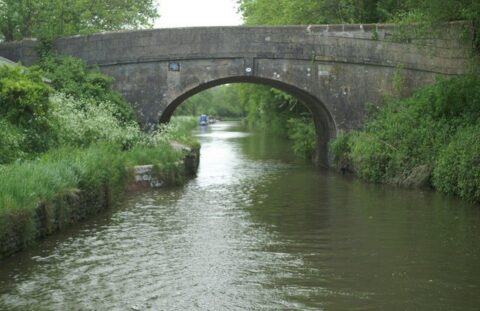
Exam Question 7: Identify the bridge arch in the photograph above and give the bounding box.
[0,23,470,167]
[159,76,337,166]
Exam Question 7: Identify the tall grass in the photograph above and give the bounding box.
[0,139,194,252]
[0,118,197,254]
[0,117,199,216]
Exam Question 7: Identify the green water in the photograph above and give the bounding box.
[1,122,479,310]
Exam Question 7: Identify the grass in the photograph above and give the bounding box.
[0,116,200,256]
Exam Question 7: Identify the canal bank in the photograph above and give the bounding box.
[0,144,199,260]
[329,74,480,205]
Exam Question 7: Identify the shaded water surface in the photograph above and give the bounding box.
[1,122,480,310]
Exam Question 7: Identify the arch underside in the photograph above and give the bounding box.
[159,76,337,167]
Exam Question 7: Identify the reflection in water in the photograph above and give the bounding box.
[0,122,479,310]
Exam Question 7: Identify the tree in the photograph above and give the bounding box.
[0,0,159,41]
[238,0,479,27]
[175,85,246,118]
[237,0,386,25]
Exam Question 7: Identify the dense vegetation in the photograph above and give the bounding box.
[0,0,158,41]
[0,57,134,163]
[330,74,480,203]
[0,1,204,256]
[0,58,198,255]
[0,56,198,163]
[233,84,316,158]
[238,0,480,28]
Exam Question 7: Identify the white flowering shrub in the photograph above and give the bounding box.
[146,117,198,147]
[50,93,143,148]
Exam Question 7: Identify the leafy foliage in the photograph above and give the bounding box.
[0,119,25,164]
[286,117,316,158]
[32,55,135,123]
[49,93,142,149]
[238,0,479,26]
[233,83,316,158]
[0,66,51,126]
[0,60,138,162]
[433,125,480,203]
[330,74,480,203]
[239,0,408,25]
[0,0,158,41]
[0,65,54,155]
[329,133,350,163]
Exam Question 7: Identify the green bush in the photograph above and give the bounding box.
[0,66,51,125]
[0,65,54,154]
[433,125,480,203]
[329,132,352,171]
[49,93,142,149]
[348,132,394,183]
[32,55,135,123]
[0,119,25,164]
[330,74,480,188]
[286,117,315,158]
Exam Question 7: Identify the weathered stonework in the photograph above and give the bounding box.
[132,145,200,188]
[0,23,471,165]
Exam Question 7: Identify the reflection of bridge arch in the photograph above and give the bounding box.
[0,23,470,165]
[159,76,336,165]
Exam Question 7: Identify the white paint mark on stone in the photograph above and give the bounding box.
[265,36,271,42]
[318,64,332,77]
[245,67,252,73]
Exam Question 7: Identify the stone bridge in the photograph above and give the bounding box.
[0,23,472,165]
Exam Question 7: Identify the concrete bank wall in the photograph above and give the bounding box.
[0,147,200,260]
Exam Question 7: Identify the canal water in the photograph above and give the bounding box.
[1,122,479,310]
